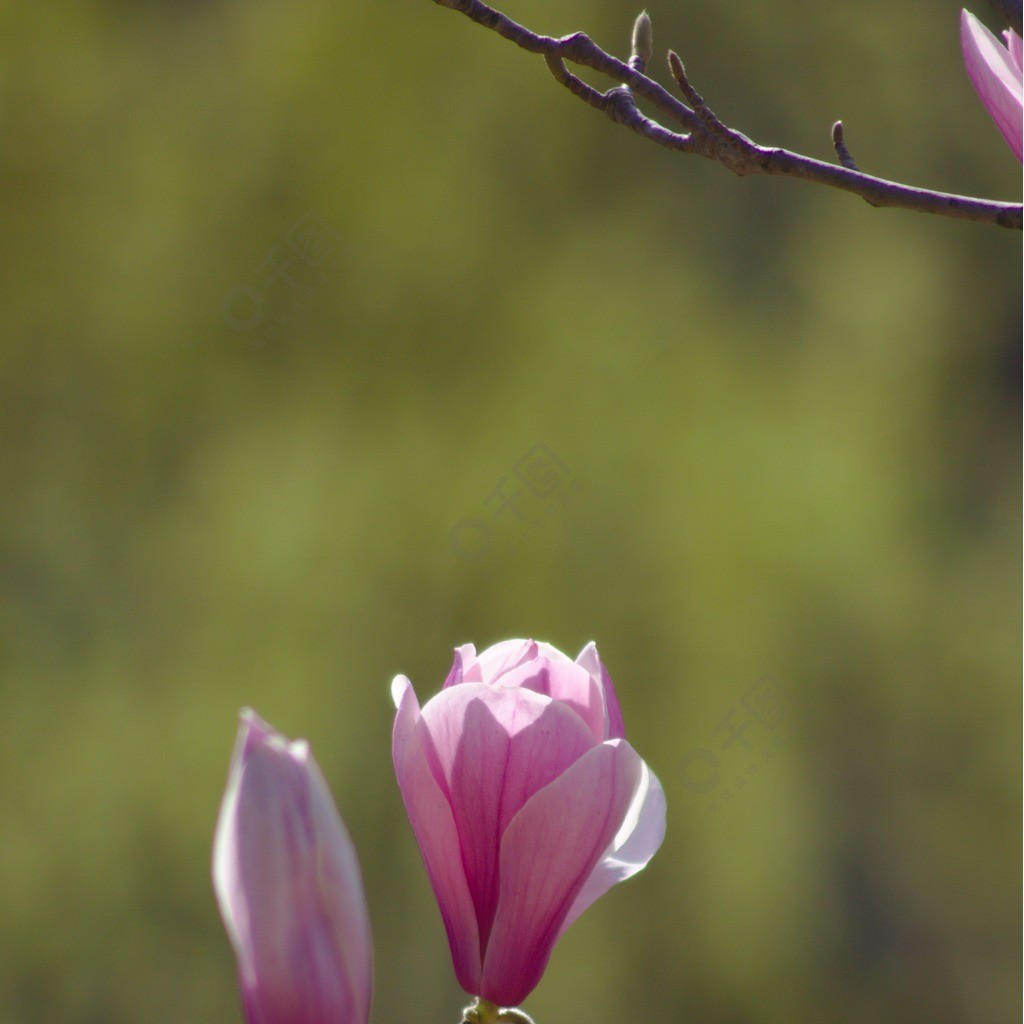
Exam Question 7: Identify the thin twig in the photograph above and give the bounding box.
[431,0,1022,229]
[831,121,860,173]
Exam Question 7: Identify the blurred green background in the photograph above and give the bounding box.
[0,0,1019,1022]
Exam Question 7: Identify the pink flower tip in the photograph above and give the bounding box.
[960,8,1024,161]
[213,708,373,1024]
[392,639,666,1008]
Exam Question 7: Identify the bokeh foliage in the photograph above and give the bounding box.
[0,1,1019,1022]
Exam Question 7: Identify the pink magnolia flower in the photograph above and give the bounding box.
[960,9,1023,161]
[391,639,666,1008]
[213,709,373,1024]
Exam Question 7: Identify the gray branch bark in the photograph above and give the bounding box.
[433,0,1022,230]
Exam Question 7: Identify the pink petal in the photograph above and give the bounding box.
[1006,28,1023,73]
[443,644,479,687]
[961,9,1024,161]
[558,757,666,937]
[474,638,540,680]
[478,740,643,1007]
[391,677,482,995]
[496,653,608,744]
[445,640,543,687]
[575,642,626,740]
[420,683,597,949]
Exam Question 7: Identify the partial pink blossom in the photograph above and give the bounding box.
[961,9,1023,161]
[392,639,666,1008]
[213,709,373,1024]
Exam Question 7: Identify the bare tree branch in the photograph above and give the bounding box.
[432,0,1022,230]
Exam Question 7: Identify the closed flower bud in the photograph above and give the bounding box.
[213,709,373,1024]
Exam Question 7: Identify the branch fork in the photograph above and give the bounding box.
[432,0,1022,229]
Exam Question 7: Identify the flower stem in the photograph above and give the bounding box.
[462,998,537,1024]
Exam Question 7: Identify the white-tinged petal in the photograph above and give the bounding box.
[558,755,666,937]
